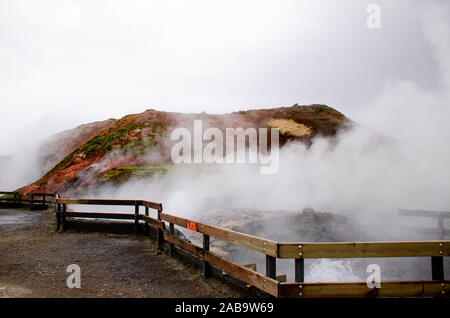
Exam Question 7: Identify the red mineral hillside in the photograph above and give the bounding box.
[19,104,351,196]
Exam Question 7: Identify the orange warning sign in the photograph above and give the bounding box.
[187,221,198,232]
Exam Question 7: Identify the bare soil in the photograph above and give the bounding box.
[0,208,250,298]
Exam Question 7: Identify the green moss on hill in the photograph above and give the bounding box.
[100,164,169,184]
[33,121,167,186]
[83,122,166,157]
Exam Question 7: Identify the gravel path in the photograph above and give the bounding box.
[0,208,249,298]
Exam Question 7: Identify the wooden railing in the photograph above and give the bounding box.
[399,209,450,239]
[53,197,450,298]
[0,191,56,210]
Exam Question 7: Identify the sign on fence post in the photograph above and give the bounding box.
[187,221,198,232]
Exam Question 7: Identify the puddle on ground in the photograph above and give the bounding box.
[0,209,43,230]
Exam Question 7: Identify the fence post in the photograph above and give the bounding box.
[432,214,445,281]
[431,256,444,281]
[438,214,444,240]
[157,208,164,250]
[169,223,175,255]
[135,202,139,235]
[295,258,305,282]
[203,234,211,278]
[30,193,34,210]
[55,195,61,231]
[145,206,150,236]
[266,255,276,279]
[61,203,67,231]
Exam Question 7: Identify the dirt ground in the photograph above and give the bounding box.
[0,208,251,298]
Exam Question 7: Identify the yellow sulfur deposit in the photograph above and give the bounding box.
[267,118,312,137]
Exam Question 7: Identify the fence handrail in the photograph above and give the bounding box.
[30,192,57,197]
[160,212,279,257]
[399,209,450,218]
[0,191,57,195]
[57,198,162,211]
[278,241,449,259]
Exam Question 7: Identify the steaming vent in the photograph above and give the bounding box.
[180,207,449,283]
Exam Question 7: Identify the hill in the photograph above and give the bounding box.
[20,104,351,196]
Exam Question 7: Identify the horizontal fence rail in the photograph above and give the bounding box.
[162,231,280,296]
[279,281,450,298]
[10,196,444,298]
[159,213,279,257]
[399,209,450,240]
[278,241,450,258]
[57,198,162,210]
[399,209,450,218]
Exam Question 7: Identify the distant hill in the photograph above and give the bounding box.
[20,104,351,196]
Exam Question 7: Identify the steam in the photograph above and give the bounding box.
[76,3,450,281]
[305,259,362,282]
[0,136,45,191]
[80,3,450,234]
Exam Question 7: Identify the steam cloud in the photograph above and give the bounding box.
[101,3,450,218]
[79,3,450,281]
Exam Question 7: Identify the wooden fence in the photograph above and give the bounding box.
[0,191,56,210]
[399,209,450,240]
[52,197,449,298]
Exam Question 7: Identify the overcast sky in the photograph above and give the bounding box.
[0,0,447,155]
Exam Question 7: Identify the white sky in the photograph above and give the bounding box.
[0,0,446,155]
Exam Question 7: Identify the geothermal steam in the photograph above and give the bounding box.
[86,4,450,282]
